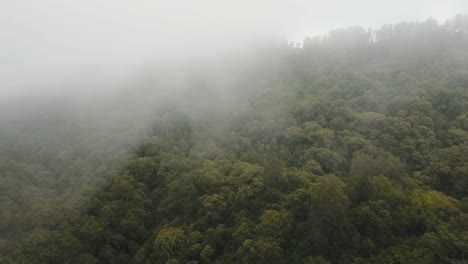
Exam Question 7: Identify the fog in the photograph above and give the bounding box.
[0,0,465,163]
[1,0,468,98]
[1,0,467,154]
[2,2,468,261]
[0,0,466,154]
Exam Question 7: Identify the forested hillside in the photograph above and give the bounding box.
[1,15,468,263]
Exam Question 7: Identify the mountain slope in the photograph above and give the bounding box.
[2,16,468,264]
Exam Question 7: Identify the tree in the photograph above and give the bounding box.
[155,227,186,258]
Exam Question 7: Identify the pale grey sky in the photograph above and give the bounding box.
[1,0,467,96]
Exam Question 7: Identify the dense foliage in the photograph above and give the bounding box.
[1,15,468,263]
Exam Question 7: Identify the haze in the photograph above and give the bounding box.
[1,0,468,98]
[1,1,468,262]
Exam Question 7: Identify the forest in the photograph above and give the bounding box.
[1,15,468,264]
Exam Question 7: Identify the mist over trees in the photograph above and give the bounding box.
[1,15,468,264]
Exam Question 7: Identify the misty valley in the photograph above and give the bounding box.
[1,15,468,264]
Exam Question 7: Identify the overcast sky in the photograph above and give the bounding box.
[1,0,468,97]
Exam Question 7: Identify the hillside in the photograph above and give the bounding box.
[1,16,468,264]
